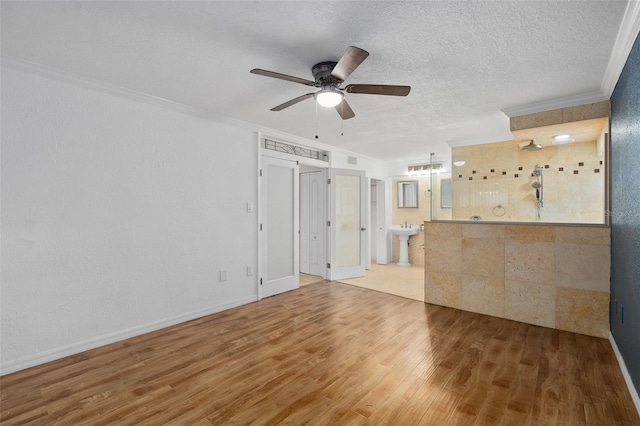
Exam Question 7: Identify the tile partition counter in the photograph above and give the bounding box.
[424,221,610,338]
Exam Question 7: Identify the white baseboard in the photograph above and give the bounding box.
[609,332,640,417]
[0,296,257,376]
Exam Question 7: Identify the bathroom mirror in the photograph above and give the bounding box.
[397,181,418,208]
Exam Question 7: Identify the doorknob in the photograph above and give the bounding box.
[361,227,366,231]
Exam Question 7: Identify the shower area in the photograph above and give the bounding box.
[444,116,609,224]
[531,163,544,220]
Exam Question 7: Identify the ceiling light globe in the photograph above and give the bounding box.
[553,134,572,141]
[315,90,344,108]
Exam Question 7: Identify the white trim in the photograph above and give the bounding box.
[501,91,608,118]
[1,55,386,169]
[601,0,640,98]
[502,0,640,118]
[609,331,640,417]
[1,55,257,131]
[1,56,198,115]
[0,296,257,376]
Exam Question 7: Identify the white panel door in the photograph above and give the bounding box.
[375,180,388,264]
[308,170,326,277]
[300,172,311,274]
[299,170,326,277]
[260,156,299,298]
[328,168,367,280]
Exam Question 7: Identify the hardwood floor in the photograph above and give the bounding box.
[300,273,325,286]
[1,282,638,425]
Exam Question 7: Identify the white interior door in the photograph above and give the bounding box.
[370,182,378,262]
[300,172,311,274]
[260,156,299,298]
[308,170,326,277]
[300,170,327,277]
[375,180,388,265]
[327,168,367,280]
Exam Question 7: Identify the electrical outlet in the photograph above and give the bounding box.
[247,265,253,276]
[219,270,227,282]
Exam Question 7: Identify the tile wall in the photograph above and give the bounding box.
[451,137,606,224]
[424,222,610,338]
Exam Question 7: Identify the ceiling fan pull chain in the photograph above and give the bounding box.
[341,102,344,136]
[315,100,319,139]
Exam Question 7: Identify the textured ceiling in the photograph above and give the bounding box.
[0,1,630,162]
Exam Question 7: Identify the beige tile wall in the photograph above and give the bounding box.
[451,139,606,224]
[424,222,610,338]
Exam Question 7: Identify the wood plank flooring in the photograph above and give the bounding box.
[1,282,638,425]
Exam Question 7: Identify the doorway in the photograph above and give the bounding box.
[259,155,300,298]
[259,139,371,297]
[370,178,388,266]
[299,166,327,283]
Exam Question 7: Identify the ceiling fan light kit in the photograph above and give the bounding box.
[314,89,344,108]
[250,46,411,120]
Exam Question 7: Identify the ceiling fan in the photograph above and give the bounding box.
[250,46,411,120]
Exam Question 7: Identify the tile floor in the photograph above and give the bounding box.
[338,261,424,302]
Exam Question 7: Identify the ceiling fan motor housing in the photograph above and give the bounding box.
[312,61,340,85]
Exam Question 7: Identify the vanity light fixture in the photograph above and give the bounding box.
[408,163,443,173]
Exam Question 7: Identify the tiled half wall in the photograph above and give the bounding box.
[424,222,610,338]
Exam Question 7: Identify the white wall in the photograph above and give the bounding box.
[1,67,259,373]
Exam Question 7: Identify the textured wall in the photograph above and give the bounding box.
[1,67,259,373]
[424,222,610,338]
[610,33,640,396]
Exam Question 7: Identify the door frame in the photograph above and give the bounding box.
[299,167,327,278]
[257,135,375,292]
[326,168,368,281]
[258,154,300,299]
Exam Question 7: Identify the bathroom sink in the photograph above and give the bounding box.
[389,225,420,266]
[389,224,419,237]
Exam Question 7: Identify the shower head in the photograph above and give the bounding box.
[521,140,542,151]
[532,164,543,176]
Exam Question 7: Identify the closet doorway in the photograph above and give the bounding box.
[299,166,327,281]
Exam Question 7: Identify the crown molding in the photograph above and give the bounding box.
[601,0,640,98]
[502,1,640,118]
[501,91,608,118]
[0,55,257,132]
[1,55,386,166]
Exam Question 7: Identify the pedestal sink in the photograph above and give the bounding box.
[389,224,420,266]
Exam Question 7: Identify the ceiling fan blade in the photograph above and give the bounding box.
[335,99,355,120]
[250,69,315,86]
[345,84,411,96]
[330,46,370,82]
[270,93,315,111]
